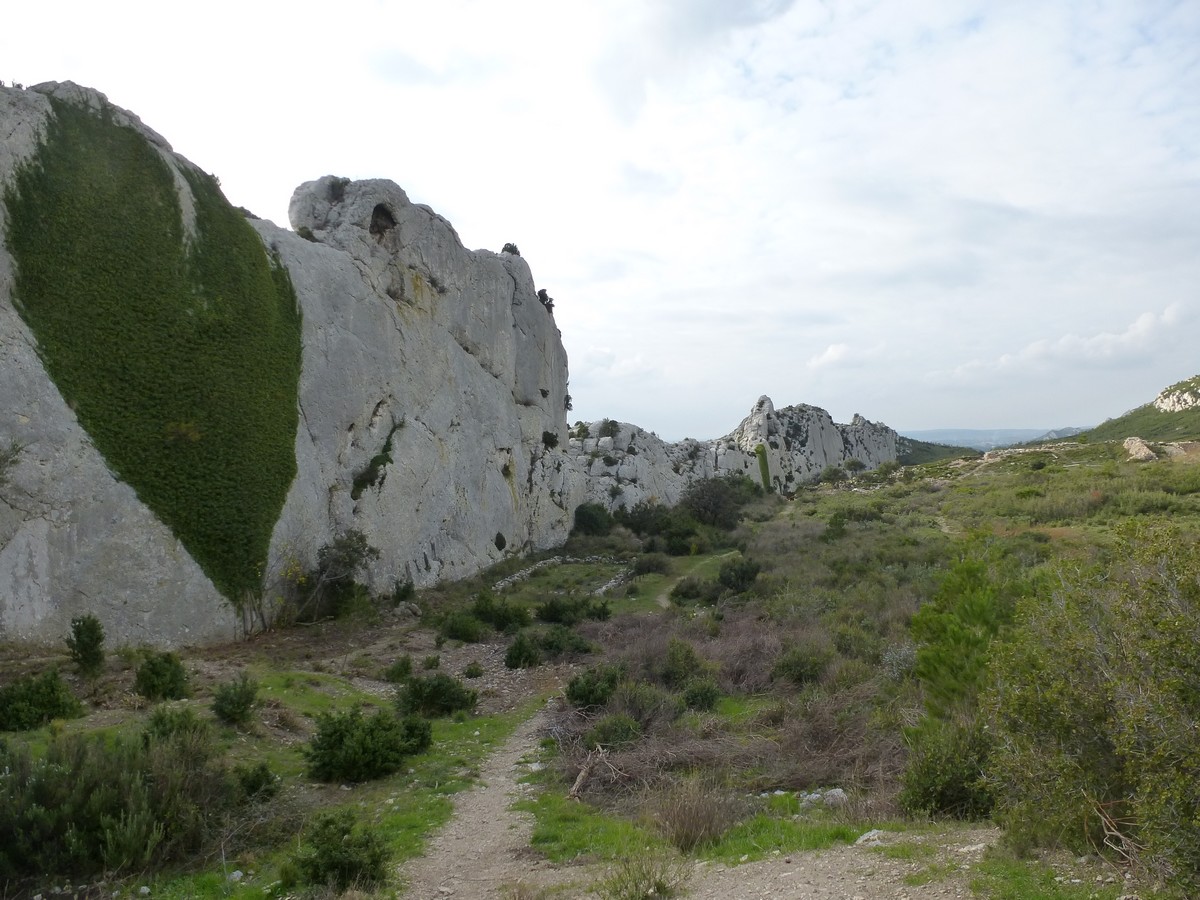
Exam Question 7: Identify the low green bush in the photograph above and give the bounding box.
[0,727,235,879]
[717,558,761,593]
[0,669,82,731]
[234,760,280,800]
[135,651,189,700]
[439,610,488,643]
[772,641,833,687]
[212,672,258,726]
[145,704,210,743]
[535,596,610,625]
[463,660,484,678]
[632,553,671,576]
[397,673,477,718]
[537,624,593,658]
[304,708,431,782]
[505,632,542,669]
[470,591,531,631]
[383,655,413,683]
[586,713,642,750]
[65,614,105,678]
[283,809,391,891]
[682,676,721,711]
[573,502,614,536]
[566,664,624,709]
[899,719,993,819]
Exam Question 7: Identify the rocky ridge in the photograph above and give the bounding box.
[0,83,900,647]
[1153,375,1200,413]
[569,395,898,510]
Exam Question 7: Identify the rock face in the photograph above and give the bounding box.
[1154,376,1200,413]
[0,83,579,646]
[264,175,578,597]
[0,82,900,648]
[568,396,898,510]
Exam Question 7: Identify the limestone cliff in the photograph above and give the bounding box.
[0,83,579,646]
[569,396,898,510]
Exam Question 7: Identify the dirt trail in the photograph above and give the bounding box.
[398,704,590,899]
[396,701,1005,900]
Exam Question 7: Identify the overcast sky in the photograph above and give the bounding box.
[4,1,1198,439]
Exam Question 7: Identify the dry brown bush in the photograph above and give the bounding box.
[649,778,752,851]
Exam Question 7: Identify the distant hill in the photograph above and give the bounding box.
[896,436,980,465]
[1084,375,1200,442]
[899,428,1082,451]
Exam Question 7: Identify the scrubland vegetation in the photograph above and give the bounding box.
[1,439,1198,897]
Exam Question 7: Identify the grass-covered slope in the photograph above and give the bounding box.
[1080,375,1200,442]
[897,436,979,465]
[2,97,302,599]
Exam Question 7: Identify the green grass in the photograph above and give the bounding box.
[513,780,664,863]
[968,853,1125,899]
[255,669,389,718]
[1085,402,1200,442]
[700,814,859,864]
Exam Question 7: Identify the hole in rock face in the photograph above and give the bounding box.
[370,204,396,239]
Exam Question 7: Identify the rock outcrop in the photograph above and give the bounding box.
[569,396,898,510]
[1154,376,1200,413]
[0,83,579,646]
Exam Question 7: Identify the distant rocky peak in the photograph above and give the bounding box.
[1154,375,1200,413]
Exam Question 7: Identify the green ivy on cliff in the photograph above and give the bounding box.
[2,97,302,599]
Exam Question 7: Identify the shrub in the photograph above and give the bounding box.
[717,558,761,593]
[899,719,993,819]
[422,654,441,670]
[669,577,721,605]
[612,680,684,730]
[470,591,531,631]
[772,640,833,687]
[0,669,82,731]
[212,672,258,726]
[145,704,210,743]
[632,552,670,576]
[542,430,559,449]
[661,638,704,689]
[679,474,761,530]
[505,632,542,669]
[502,242,520,255]
[0,727,234,878]
[535,596,610,625]
[135,651,189,700]
[566,664,624,709]
[235,760,280,800]
[654,780,748,851]
[537,624,593,658]
[304,708,431,782]
[463,660,484,678]
[595,844,690,900]
[398,673,477,718]
[383,655,413,683]
[284,809,391,891]
[573,501,613,536]
[682,676,721,711]
[598,418,621,438]
[65,614,105,678]
[586,713,642,750]
[439,610,487,643]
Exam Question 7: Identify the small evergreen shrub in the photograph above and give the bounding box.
[772,641,833,687]
[612,680,684,730]
[235,760,280,800]
[598,418,621,438]
[212,672,258,726]
[65,614,105,678]
[422,654,441,670]
[661,638,704,689]
[135,651,189,700]
[566,664,624,709]
[397,673,477,718]
[463,660,484,678]
[0,669,82,731]
[682,676,721,711]
[632,553,670,576]
[586,713,641,750]
[304,708,431,782]
[383,655,413,683]
[542,430,559,449]
[537,624,593,658]
[439,610,487,643]
[899,719,994,819]
[572,502,614,536]
[470,591,531,632]
[145,704,210,743]
[505,632,542,669]
[534,596,610,625]
[284,809,391,891]
[717,558,761,593]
